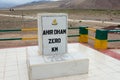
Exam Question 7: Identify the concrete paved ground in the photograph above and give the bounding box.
[0,43,120,80]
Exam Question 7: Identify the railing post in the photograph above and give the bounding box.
[79,26,88,43]
[94,29,108,50]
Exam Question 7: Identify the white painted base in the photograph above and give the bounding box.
[27,46,89,80]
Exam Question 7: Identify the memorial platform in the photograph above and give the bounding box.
[0,43,120,80]
[27,44,89,80]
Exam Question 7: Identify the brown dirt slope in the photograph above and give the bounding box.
[15,0,120,10]
[14,1,64,10]
[60,0,120,10]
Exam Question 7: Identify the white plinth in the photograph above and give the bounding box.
[27,46,89,80]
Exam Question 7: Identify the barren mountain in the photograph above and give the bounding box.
[15,0,120,10]
[14,1,64,10]
[60,0,120,10]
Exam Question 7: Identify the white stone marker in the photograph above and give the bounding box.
[27,13,89,80]
[38,13,68,56]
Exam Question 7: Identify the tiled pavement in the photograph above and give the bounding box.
[0,43,120,80]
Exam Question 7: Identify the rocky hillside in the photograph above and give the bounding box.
[60,0,120,10]
[15,0,120,10]
[14,1,64,9]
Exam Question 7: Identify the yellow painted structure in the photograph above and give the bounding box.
[22,28,37,31]
[22,37,37,40]
[94,39,108,50]
[79,35,88,42]
[86,28,96,32]
[88,36,95,40]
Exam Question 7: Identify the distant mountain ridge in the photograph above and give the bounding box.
[60,0,120,10]
[14,0,63,9]
[0,0,52,9]
[14,0,120,10]
[15,1,51,8]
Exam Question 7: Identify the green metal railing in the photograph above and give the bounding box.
[0,27,80,33]
[108,40,120,42]
[0,27,80,41]
[108,30,120,33]
[68,35,80,37]
[0,38,22,41]
[68,27,80,37]
[0,29,21,32]
[68,27,79,29]
[108,29,120,42]
[0,27,119,49]
[0,34,80,41]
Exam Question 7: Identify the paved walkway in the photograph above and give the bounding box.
[0,43,120,80]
